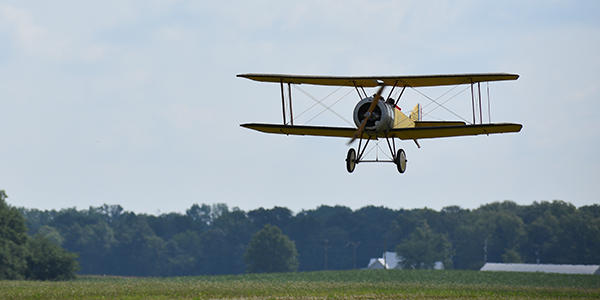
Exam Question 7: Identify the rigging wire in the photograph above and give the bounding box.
[292,83,355,126]
[421,84,465,110]
[360,140,394,161]
[410,86,470,124]
[422,85,471,121]
[305,88,355,125]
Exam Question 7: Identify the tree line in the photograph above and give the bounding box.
[10,197,600,277]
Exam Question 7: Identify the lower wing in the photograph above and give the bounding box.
[241,123,522,140]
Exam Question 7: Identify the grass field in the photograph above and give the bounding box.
[1,269,599,299]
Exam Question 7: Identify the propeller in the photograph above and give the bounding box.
[348,85,385,145]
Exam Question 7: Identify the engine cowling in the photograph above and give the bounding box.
[353,96,395,133]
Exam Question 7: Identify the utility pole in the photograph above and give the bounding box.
[348,242,361,269]
[322,239,330,271]
[483,239,488,263]
[384,237,387,269]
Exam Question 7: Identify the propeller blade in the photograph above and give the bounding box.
[348,85,385,145]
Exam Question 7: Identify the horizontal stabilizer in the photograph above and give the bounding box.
[413,121,466,127]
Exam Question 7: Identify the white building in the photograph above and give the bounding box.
[366,252,444,270]
[366,252,400,269]
[480,263,600,275]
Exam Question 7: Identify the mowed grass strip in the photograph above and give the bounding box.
[1,269,599,300]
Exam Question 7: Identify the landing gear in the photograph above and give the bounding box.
[346,148,356,173]
[396,149,407,173]
[346,136,408,174]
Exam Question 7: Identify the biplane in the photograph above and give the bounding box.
[237,73,522,173]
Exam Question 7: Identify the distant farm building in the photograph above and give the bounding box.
[366,252,400,269]
[366,252,443,270]
[480,263,600,275]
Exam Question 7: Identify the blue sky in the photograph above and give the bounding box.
[0,1,598,214]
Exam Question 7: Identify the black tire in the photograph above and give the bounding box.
[346,148,356,173]
[396,149,407,174]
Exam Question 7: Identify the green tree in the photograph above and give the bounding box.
[485,209,526,263]
[166,230,202,276]
[396,221,452,269]
[244,224,299,273]
[140,235,169,276]
[26,235,79,280]
[247,206,293,232]
[501,247,523,263]
[200,208,255,275]
[1,190,79,280]
[0,190,28,279]
[452,204,526,269]
[36,225,64,246]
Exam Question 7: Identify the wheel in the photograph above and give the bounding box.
[396,149,407,174]
[346,148,356,173]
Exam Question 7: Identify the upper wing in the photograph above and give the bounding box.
[241,123,522,140]
[237,73,519,88]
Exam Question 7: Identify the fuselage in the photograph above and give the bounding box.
[353,97,417,133]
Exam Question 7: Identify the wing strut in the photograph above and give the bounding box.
[279,79,294,125]
[352,81,368,99]
[288,82,293,125]
[280,79,286,125]
[469,80,488,125]
[478,82,482,125]
[386,80,398,101]
[470,79,476,124]
[394,86,407,107]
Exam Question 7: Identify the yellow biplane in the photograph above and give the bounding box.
[238,73,522,173]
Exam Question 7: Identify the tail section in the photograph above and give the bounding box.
[393,103,421,129]
[410,104,421,122]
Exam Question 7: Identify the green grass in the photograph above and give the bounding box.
[1,269,599,299]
